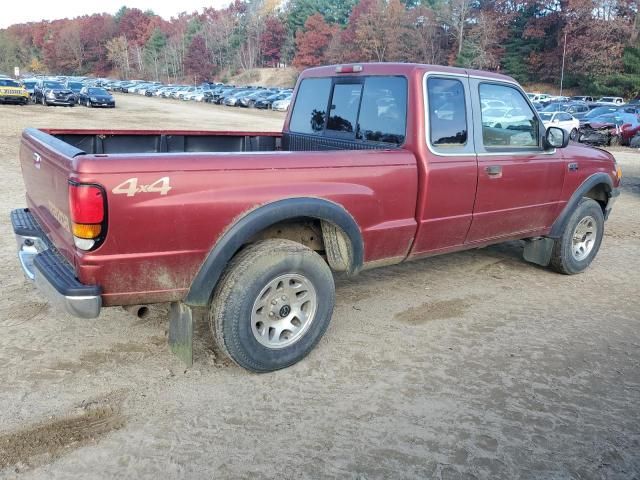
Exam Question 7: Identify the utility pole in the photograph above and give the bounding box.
[560,32,567,96]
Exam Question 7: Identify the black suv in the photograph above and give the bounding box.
[34,79,76,106]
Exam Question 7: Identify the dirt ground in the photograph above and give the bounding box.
[0,94,639,480]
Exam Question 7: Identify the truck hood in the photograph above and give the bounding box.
[583,121,616,130]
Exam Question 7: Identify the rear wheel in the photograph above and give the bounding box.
[86,99,91,108]
[550,198,604,274]
[210,239,335,372]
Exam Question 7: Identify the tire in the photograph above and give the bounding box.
[550,198,604,275]
[41,96,47,106]
[569,128,578,140]
[609,135,621,147]
[86,100,91,108]
[210,239,335,372]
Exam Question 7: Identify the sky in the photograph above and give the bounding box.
[0,0,232,29]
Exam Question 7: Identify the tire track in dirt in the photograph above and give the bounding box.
[0,393,126,473]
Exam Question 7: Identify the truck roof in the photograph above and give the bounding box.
[300,62,516,84]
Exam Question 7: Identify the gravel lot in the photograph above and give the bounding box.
[0,94,639,479]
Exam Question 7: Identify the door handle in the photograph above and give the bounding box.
[485,165,502,177]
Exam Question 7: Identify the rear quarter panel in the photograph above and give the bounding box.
[72,150,418,305]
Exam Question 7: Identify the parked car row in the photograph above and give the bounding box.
[9,76,117,108]
[480,90,640,148]
[521,91,640,147]
[102,79,294,111]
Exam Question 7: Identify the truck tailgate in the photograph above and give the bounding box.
[20,128,84,267]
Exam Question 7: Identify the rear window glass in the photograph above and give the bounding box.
[290,76,407,145]
[327,84,362,133]
[289,78,332,134]
[357,77,407,144]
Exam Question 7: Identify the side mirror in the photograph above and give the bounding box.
[545,126,569,149]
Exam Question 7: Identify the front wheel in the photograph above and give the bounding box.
[86,99,91,108]
[210,239,335,372]
[550,198,604,274]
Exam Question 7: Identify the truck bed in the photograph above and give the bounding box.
[49,130,282,154]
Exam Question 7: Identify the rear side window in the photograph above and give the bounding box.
[290,76,407,145]
[427,78,468,146]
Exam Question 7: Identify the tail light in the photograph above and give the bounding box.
[68,182,106,250]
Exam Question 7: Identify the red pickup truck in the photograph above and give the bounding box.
[12,63,621,372]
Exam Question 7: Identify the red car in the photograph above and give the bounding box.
[12,63,621,371]
[579,112,640,146]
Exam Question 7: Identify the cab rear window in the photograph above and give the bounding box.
[289,76,407,145]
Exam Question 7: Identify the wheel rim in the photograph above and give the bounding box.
[570,129,577,140]
[571,216,597,261]
[250,273,318,349]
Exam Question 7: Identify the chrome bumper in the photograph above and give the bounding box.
[12,208,102,319]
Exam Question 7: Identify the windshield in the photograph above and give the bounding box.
[88,88,108,95]
[23,81,36,88]
[44,81,64,89]
[591,114,621,124]
[539,113,554,121]
[0,79,20,87]
[68,82,83,89]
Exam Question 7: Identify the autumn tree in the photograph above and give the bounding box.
[261,16,287,66]
[327,0,376,62]
[184,34,213,82]
[106,35,131,78]
[292,13,337,68]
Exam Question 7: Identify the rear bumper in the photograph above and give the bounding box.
[11,208,102,319]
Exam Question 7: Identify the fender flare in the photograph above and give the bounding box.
[548,172,613,238]
[184,197,364,307]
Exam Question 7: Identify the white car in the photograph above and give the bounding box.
[272,96,292,112]
[481,107,529,128]
[597,96,625,106]
[539,111,580,140]
[481,99,506,110]
[527,93,551,102]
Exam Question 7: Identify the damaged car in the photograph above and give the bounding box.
[579,113,640,146]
